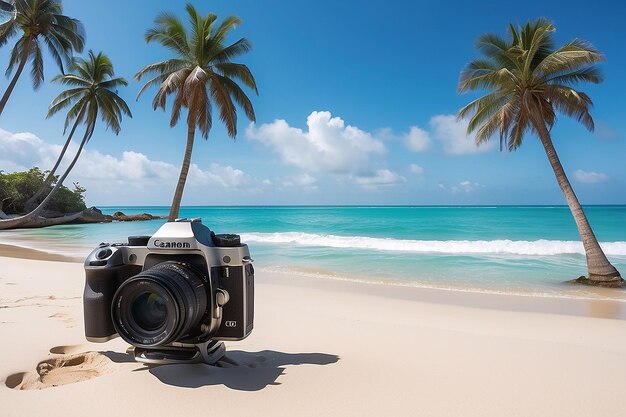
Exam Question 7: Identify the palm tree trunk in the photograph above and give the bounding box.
[168,125,195,222]
[533,120,623,287]
[0,125,92,230]
[0,37,31,116]
[29,126,91,218]
[23,108,85,211]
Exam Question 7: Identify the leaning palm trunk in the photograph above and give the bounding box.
[534,120,623,286]
[168,126,196,222]
[0,127,91,230]
[23,108,85,211]
[0,37,31,116]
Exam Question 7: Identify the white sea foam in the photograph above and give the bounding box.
[240,232,626,256]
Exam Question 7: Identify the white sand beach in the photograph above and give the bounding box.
[1,250,626,417]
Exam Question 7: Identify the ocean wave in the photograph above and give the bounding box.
[240,232,626,256]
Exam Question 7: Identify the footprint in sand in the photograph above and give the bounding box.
[5,351,114,390]
[49,345,87,355]
[48,312,75,327]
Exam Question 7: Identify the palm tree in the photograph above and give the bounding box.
[0,50,131,230]
[22,91,83,211]
[0,0,85,116]
[458,18,622,287]
[135,3,257,221]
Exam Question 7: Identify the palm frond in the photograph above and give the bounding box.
[475,32,518,70]
[146,11,190,58]
[48,48,130,137]
[47,87,85,117]
[97,76,128,90]
[214,62,258,93]
[50,73,90,87]
[209,76,237,137]
[212,15,240,45]
[210,38,252,64]
[5,34,27,76]
[135,59,189,80]
[151,67,191,110]
[545,66,603,86]
[29,37,44,89]
[62,94,89,132]
[458,17,602,152]
[214,73,255,122]
[138,8,256,143]
[535,40,604,78]
[547,85,594,131]
[0,20,17,49]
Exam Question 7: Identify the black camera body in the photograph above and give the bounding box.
[83,218,254,364]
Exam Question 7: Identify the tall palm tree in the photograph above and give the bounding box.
[458,18,622,287]
[0,50,131,230]
[135,3,257,221]
[0,0,85,116]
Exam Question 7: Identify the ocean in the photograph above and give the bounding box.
[2,205,626,300]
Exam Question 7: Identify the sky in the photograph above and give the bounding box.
[0,0,625,206]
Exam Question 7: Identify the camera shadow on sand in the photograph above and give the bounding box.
[148,350,340,391]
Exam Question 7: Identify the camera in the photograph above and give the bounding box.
[83,218,254,364]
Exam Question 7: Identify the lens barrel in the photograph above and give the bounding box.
[111,262,210,348]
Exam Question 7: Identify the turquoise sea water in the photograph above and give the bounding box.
[2,206,626,299]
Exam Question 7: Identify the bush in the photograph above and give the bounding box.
[0,168,86,214]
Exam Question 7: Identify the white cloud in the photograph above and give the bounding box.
[0,129,264,204]
[405,126,431,152]
[430,115,496,155]
[76,150,177,182]
[354,169,406,189]
[409,163,425,178]
[573,169,609,184]
[246,111,386,176]
[188,163,258,189]
[0,128,59,172]
[282,173,317,189]
[439,180,483,194]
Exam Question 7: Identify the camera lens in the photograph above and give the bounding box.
[111,261,210,348]
[132,292,167,331]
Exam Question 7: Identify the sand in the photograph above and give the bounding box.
[1,250,626,417]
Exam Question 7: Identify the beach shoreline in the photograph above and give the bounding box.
[1,240,625,319]
[2,205,625,303]
[2,248,626,416]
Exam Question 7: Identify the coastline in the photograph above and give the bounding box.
[1,252,626,416]
[0,243,81,263]
[1,240,625,318]
[3,205,625,303]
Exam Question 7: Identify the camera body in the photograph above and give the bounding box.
[83,218,254,363]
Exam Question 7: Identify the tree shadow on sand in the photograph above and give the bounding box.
[148,350,339,391]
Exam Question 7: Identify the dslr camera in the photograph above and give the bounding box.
[83,218,254,364]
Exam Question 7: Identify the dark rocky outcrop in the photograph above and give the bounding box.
[110,211,163,222]
[0,207,165,229]
[73,208,165,224]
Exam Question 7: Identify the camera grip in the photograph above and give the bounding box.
[83,268,118,341]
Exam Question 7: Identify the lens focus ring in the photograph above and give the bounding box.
[111,261,210,348]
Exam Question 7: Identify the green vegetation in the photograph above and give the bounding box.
[0,167,86,215]
[136,3,258,222]
[0,0,85,116]
[458,18,623,286]
[0,50,130,229]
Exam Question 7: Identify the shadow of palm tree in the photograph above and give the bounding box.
[148,350,339,391]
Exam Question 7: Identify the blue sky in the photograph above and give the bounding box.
[1,0,625,206]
